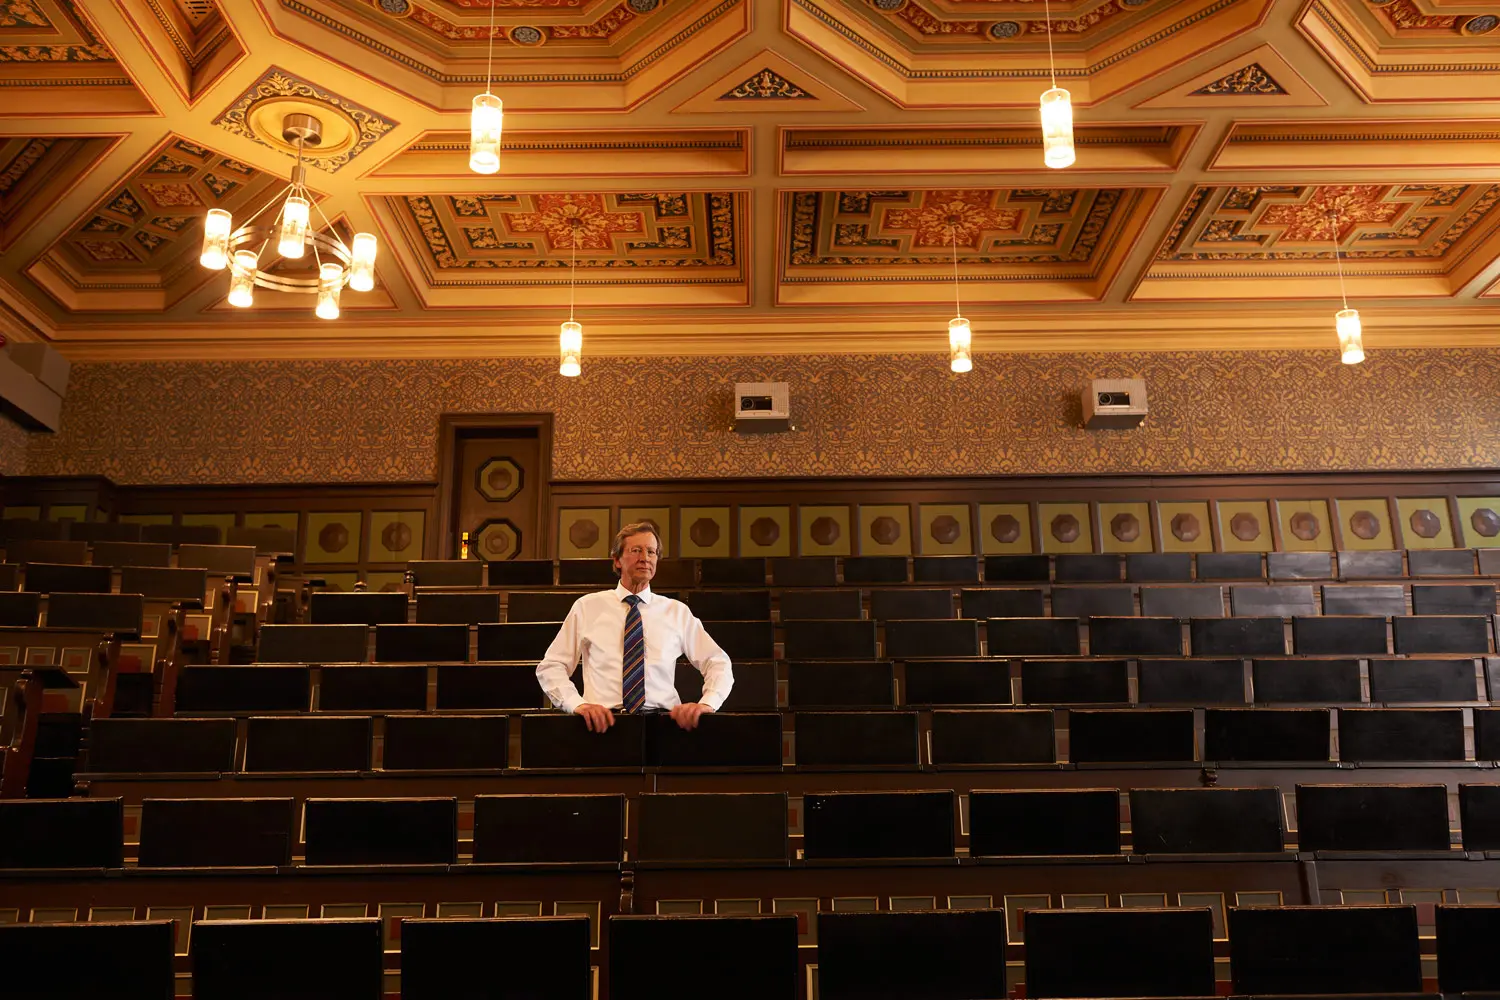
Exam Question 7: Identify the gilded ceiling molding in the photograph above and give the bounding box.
[212,67,398,173]
[1191,62,1286,94]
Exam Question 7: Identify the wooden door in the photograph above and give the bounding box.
[436,417,552,561]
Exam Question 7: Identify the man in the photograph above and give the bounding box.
[536,521,733,732]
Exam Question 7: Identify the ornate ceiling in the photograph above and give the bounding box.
[0,0,1497,359]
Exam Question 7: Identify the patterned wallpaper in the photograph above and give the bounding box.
[0,414,28,477]
[19,349,1500,485]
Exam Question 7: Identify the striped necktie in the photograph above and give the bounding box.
[621,594,646,712]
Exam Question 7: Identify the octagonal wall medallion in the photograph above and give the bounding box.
[1394,497,1454,549]
[476,457,524,503]
[978,503,1032,554]
[474,517,522,562]
[1038,502,1093,554]
[740,506,791,558]
[860,505,911,556]
[557,508,609,559]
[799,505,851,556]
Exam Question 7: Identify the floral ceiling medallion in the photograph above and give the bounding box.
[212,67,398,174]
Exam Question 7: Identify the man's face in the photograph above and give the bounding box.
[614,531,659,587]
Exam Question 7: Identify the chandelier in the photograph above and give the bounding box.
[946,218,972,373]
[560,222,582,377]
[197,113,377,319]
[1039,0,1075,169]
[469,0,504,174]
[1327,208,1365,364]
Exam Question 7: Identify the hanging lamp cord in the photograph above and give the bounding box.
[1330,208,1350,310]
[569,225,577,323]
[484,0,496,96]
[1043,0,1057,89]
[950,220,961,317]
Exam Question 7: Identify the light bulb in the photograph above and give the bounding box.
[279,195,310,258]
[349,232,377,292]
[316,262,343,320]
[1040,87,1076,169]
[948,316,973,373]
[470,93,504,175]
[227,249,257,308]
[200,208,232,269]
[1336,307,1364,365]
[559,319,582,377]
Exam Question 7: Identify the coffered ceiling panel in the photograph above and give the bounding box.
[1138,182,1500,300]
[25,135,286,312]
[0,0,155,114]
[778,186,1159,303]
[380,189,748,306]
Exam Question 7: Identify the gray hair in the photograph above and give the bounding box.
[611,520,663,559]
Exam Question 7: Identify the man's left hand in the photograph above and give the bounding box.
[669,702,715,730]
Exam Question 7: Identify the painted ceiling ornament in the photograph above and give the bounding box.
[376,0,411,15]
[722,68,812,100]
[1190,63,1287,96]
[989,21,1021,38]
[872,0,906,9]
[509,25,545,45]
[1463,14,1498,34]
[628,0,661,11]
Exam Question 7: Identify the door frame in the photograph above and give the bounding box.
[433,413,554,560]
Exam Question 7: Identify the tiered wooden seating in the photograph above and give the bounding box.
[7,545,1500,996]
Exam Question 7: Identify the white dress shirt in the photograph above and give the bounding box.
[535,584,734,713]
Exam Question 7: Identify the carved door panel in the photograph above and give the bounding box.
[454,431,541,561]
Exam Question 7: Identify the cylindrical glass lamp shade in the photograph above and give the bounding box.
[227,249,257,308]
[278,195,310,258]
[948,316,973,373]
[1336,307,1364,364]
[469,93,504,175]
[1039,87,1076,169]
[316,263,343,320]
[348,232,378,292]
[200,208,232,269]
[559,319,582,377]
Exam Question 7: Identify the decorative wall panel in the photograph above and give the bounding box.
[1332,498,1392,551]
[1276,498,1332,552]
[978,503,1033,555]
[1039,502,1093,554]
[918,503,972,556]
[21,349,1500,485]
[1394,497,1453,549]
[798,505,850,557]
[678,506,730,558]
[1098,501,1153,554]
[1157,501,1212,553]
[1216,500,1273,553]
[858,503,911,556]
[739,505,791,558]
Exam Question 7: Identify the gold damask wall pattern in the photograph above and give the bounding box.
[20,349,1500,485]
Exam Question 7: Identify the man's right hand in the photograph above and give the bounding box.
[575,703,615,733]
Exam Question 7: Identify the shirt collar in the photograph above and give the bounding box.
[613,583,654,604]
